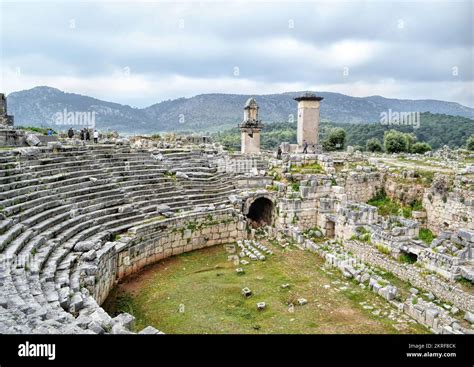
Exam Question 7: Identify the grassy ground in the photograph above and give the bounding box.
[290,162,324,174]
[103,242,429,334]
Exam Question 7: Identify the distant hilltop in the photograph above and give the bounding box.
[6,86,474,133]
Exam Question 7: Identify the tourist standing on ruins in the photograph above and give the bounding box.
[80,129,85,141]
[277,146,282,159]
[303,140,308,154]
[86,129,90,141]
[68,127,74,139]
[93,129,99,144]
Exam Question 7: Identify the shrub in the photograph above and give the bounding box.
[366,138,383,152]
[398,252,417,264]
[367,189,403,216]
[411,142,432,154]
[467,135,474,151]
[384,130,409,153]
[418,228,435,244]
[322,127,346,151]
[291,182,300,192]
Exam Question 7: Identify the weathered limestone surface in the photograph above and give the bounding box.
[1,124,473,335]
[423,188,473,234]
[0,142,243,334]
[88,209,247,305]
[290,227,473,334]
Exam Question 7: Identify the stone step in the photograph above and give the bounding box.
[24,159,100,172]
[30,239,58,273]
[117,177,170,188]
[41,207,120,243]
[0,172,34,185]
[33,210,74,234]
[0,168,109,196]
[107,168,168,177]
[0,223,25,251]
[64,188,123,204]
[4,229,35,258]
[0,178,42,197]
[8,199,62,219]
[0,219,14,235]
[0,182,47,201]
[122,187,177,198]
[0,161,20,171]
[59,183,120,200]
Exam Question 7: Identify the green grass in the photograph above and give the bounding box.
[417,228,436,245]
[456,277,474,293]
[368,191,402,217]
[104,243,428,334]
[290,163,324,174]
[376,243,391,255]
[291,182,300,192]
[398,252,418,265]
[367,190,423,218]
[17,126,57,135]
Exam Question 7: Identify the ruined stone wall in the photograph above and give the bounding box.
[86,209,247,305]
[342,240,474,312]
[277,197,318,230]
[291,227,472,334]
[343,172,383,202]
[422,189,473,234]
[0,129,24,146]
[384,175,426,205]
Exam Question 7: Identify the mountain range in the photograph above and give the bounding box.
[6,86,474,133]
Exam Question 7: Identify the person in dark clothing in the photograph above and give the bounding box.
[277,146,282,159]
[68,128,74,139]
[303,140,308,154]
[85,129,90,141]
[80,129,85,141]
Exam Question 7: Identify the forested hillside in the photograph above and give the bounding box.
[213,113,474,151]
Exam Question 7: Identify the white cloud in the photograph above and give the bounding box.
[0,0,472,107]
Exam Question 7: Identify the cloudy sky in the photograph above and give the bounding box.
[0,0,473,107]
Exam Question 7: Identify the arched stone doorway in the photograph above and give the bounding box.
[246,197,273,227]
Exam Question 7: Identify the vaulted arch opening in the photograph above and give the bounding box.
[246,197,273,227]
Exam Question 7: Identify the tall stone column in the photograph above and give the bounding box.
[0,93,14,127]
[239,97,264,154]
[294,92,324,146]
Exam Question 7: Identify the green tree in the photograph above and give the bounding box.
[467,135,474,151]
[405,132,417,151]
[366,137,383,152]
[322,127,346,151]
[411,142,432,154]
[384,129,409,153]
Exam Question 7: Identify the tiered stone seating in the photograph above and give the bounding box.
[159,149,237,210]
[0,142,238,333]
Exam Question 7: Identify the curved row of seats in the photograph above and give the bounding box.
[0,142,237,333]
